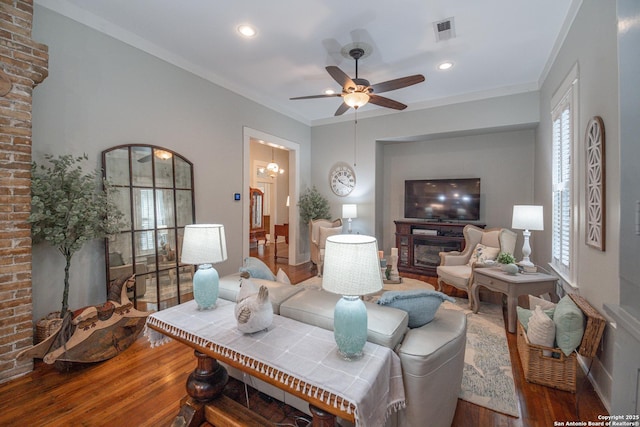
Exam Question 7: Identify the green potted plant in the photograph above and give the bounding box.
[496,252,516,265]
[29,154,124,320]
[496,251,518,274]
[297,186,331,224]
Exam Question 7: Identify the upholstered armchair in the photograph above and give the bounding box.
[436,225,517,307]
[109,260,147,298]
[309,218,343,269]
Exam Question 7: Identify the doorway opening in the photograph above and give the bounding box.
[243,127,300,265]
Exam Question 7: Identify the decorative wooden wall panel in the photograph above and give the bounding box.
[585,116,605,251]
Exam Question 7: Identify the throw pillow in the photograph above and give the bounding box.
[529,294,557,311]
[239,257,276,281]
[109,252,124,267]
[377,290,455,328]
[276,268,291,285]
[517,305,555,331]
[467,243,500,266]
[553,295,586,356]
[517,294,557,331]
[527,306,556,356]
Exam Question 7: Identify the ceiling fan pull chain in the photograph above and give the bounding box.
[353,111,358,167]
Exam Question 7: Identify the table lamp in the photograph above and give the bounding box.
[511,205,544,268]
[181,224,227,310]
[322,234,383,360]
[341,204,358,234]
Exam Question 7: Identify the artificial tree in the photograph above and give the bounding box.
[29,154,124,318]
[297,186,331,224]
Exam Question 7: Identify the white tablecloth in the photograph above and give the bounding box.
[146,299,405,427]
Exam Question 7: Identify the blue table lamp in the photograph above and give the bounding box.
[181,224,227,310]
[322,234,383,360]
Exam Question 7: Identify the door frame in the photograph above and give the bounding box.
[243,127,300,264]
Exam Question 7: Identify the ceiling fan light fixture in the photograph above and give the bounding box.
[344,92,369,108]
[438,61,453,70]
[237,24,257,38]
[154,149,173,160]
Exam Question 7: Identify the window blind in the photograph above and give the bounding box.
[552,98,572,271]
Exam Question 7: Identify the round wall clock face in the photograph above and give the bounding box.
[329,162,356,196]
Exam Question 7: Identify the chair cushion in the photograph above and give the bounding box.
[276,268,291,284]
[218,273,304,314]
[109,252,125,267]
[318,226,343,248]
[479,229,501,248]
[280,288,408,350]
[554,295,586,356]
[467,243,500,266]
[239,256,276,281]
[377,290,455,328]
[436,265,472,289]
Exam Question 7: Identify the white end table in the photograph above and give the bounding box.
[471,267,558,333]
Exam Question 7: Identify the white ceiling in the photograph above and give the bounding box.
[35,0,578,126]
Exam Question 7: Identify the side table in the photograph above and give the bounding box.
[471,268,558,333]
[274,223,288,261]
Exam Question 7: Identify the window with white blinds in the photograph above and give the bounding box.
[551,71,577,280]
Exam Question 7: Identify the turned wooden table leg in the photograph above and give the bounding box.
[172,350,229,427]
[309,405,336,427]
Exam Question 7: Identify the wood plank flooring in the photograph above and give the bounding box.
[0,242,607,426]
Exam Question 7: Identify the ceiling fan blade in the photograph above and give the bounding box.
[368,94,407,110]
[290,94,342,100]
[369,74,425,94]
[334,102,350,116]
[326,66,356,89]
[137,154,152,163]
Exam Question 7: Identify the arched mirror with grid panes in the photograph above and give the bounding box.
[102,145,195,311]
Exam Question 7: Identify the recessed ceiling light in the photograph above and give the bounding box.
[438,62,453,70]
[324,89,335,95]
[237,24,257,38]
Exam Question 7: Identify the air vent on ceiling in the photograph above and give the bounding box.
[433,17,455,42]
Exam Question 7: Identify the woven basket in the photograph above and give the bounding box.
[516,293,606,392]
[35,312,63,343]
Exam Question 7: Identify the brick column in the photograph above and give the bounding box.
[0,0,48,383]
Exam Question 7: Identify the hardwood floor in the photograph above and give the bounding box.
[0,242,606,426]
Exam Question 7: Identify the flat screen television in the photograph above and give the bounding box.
[404,178,481,221]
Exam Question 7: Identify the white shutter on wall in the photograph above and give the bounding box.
[551,98,572,272]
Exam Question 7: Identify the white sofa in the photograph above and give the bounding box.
[217,272,467,427]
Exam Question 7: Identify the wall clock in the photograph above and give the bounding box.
[329,162,356,197]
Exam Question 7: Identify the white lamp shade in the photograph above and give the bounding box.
[322,234,383,296]
[181,224,228,265]
[342,204,358,219]
[512,205,544,231]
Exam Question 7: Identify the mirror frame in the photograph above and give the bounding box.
[102,144,195,311]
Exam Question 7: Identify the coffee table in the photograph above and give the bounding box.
[471,267,558,333]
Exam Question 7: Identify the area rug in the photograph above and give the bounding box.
[297,277,519,417]
[443,298,519,417]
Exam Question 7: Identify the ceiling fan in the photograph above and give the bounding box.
[290,47,425,116]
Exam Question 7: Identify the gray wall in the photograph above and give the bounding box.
[310,93,539,252]
[381,129,536,255]
[31,6,310,321]
[535,0,619,408]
